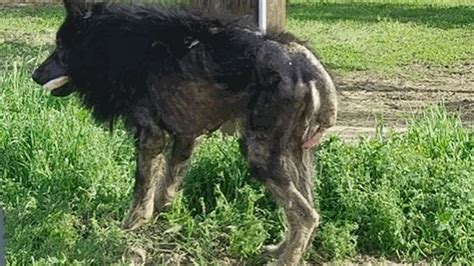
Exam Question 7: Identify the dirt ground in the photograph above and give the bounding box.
[329,62,474,140]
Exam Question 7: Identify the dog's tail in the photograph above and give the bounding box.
[292,43,338,148]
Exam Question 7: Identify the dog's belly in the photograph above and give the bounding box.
[149,76,248,136]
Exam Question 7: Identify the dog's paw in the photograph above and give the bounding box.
[122,208,153,231]
[262,241,286,257]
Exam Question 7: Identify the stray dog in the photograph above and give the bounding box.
[32,1,337,264]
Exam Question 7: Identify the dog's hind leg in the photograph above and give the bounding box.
[248,154,320,265]
[261,151,316,258]
[154,135,195,215]
[242,91,320,264]
[243,135,320,265]
[122,127,171,230]
[266,178,319,266]
[296,151,316,208]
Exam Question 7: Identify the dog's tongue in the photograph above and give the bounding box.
[302,127,326,149]
[43,76,70,92]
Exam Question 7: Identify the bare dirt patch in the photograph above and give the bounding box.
[330,62,473,140]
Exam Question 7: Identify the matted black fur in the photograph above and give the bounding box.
[32,1,338,264]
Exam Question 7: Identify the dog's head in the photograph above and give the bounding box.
[32,0,102,97]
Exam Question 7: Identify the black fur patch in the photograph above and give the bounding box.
[37,2,321,134]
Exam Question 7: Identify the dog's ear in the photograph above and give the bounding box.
[63,0,87,17]
[64,0,105,20]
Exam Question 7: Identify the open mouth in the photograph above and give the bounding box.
[42,76,74,97]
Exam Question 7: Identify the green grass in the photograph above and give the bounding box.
[289,0,473,72]
[1,1,473,265]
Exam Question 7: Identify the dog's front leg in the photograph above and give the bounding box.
[154,135,196,215]
[122,127,172,230]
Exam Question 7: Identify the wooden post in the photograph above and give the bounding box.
[266,0,286,32]
[188,0,286,31]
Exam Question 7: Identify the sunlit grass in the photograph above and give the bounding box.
[289,0,474,72]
